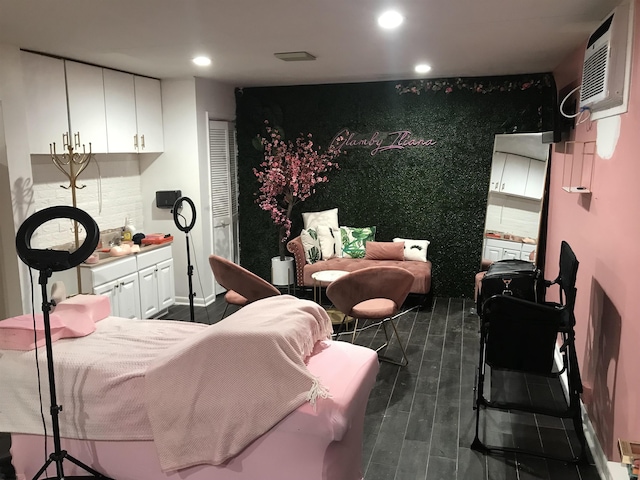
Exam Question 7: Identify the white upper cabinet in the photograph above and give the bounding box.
[134,76,164,153]
[103,69,138,153]
[22,52,163,155]
[490,152,546,200]
[489,152,506,192]
[524,159,546,199]
[65,60,108,153]
[21,52,69,154]
[499,154,530,196]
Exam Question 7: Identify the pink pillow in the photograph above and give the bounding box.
[0,295,108,351]
[55,294,111,324]
[365,241,405,261]
[0,313,68,351]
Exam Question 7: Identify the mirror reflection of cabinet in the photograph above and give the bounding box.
[481,133,551,266]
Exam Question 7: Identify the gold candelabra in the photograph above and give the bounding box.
[50,134,93,293]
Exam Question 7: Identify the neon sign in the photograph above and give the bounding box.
[330,128,437,156]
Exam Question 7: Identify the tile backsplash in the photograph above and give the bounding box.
[30,153,143,249]
[484,192,541,239]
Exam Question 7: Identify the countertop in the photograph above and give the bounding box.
[484,232,537,245]
[80,241,173,268]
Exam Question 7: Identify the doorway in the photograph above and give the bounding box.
[208,119,239,296]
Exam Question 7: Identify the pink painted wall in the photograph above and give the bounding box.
[548,0,640,461]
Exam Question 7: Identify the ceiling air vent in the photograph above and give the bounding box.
[274,51,316,62]
[579,3,631,112]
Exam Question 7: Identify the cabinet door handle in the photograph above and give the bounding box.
[134,134,138,149]
[140,134,145,150]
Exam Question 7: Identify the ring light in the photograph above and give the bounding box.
[16,206,99,272]
[172,195,197,321]
[172,196,196,233]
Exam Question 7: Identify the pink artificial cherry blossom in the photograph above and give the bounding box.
[254,122,345,259]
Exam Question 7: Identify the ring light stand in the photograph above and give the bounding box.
[15,206,112,480]
[173,197,197,322]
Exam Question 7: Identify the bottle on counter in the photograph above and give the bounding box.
[123,218,136,242]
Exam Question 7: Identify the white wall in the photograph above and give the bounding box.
[0,43,37,316]
[141,77,235,307]
[140,79,199,305]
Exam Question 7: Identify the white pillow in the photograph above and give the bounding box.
[302,208,339,230]
[316,225,341,259]
[301,228,322,264]
[393,238,430,262]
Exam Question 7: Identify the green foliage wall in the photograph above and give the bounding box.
[235,74,555,298]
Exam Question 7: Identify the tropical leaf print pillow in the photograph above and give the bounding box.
[301,228,322,264]
[340,226,376,258]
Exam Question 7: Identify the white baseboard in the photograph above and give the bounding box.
[554,347,625,480]
[174,294,217,307]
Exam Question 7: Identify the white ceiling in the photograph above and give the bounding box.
[0,0,622,87]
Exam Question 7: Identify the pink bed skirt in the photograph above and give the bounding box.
[11,340,379,480]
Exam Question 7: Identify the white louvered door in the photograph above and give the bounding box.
[209,120,236,296]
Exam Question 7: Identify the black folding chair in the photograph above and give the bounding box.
[472,241,587,463]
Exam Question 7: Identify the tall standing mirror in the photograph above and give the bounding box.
[481,133,550,267]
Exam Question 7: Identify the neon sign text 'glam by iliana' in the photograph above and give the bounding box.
[329,128,437,156]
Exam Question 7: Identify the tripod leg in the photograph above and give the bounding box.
[65,452,114,479]
[186,236,195,322]
[32,456,54,480]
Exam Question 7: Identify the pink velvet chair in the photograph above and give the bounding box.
[326,266,414,366]
[208,255,281,319]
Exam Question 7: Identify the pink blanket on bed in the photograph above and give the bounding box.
[144,295,334,472]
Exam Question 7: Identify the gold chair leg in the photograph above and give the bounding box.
[378,318,409,367]
[335,314,349,340]
[220,303,230,321]
[351,318,359,344]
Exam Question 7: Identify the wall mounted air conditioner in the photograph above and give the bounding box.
[579,2,631,112]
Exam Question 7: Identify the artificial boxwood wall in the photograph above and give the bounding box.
[235,74,555,298]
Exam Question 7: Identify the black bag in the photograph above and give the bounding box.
[480,259,539,308]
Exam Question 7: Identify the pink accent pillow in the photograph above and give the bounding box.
[364,241,405,261]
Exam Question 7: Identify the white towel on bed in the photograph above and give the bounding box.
[144,295,333,472]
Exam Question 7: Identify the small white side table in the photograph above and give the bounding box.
[311,270,351,326]
[311,270,348,303]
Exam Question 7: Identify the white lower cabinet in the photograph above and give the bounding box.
[483,238,536,263]
[136,246,175,318]
[93,272,141,319]
[81,245,174,319]
[81,256,141,319]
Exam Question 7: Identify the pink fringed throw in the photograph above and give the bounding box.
[144,295,333,472]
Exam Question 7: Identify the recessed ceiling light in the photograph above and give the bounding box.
[192,56,211,66]
[378,10,403,29]
[415,64,432,74]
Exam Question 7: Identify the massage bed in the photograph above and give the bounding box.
[0,295,379,480]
